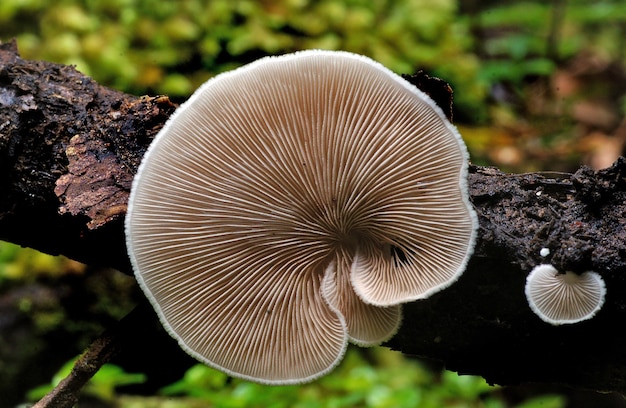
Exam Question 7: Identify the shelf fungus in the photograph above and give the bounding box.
[525,264,606,325]
[125,50,477,384]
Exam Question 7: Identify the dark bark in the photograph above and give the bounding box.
[0,39,176,274]
[389,163,626,393]
[2,39,626,397]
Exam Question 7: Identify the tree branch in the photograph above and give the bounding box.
[2,39,626,397]
[0,39,176,273]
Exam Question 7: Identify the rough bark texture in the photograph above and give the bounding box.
[0,39,176,274]
[2,40,626,395]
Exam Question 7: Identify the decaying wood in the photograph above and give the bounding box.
[2,39,626,401]
[0,39,177,273]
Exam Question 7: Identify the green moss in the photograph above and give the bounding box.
[0,0,486,109]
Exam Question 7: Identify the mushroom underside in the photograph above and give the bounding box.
[525,264,606,325]
[126,50,476,383]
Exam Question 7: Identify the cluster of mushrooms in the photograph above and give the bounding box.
[125,50,605,385]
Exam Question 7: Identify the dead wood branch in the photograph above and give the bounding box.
[2,40,626,399]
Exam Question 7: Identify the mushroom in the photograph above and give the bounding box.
[125,50,477,384]
[525,264,606,325]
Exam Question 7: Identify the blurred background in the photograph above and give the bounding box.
[1,0,625,406]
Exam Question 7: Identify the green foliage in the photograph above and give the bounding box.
[479,59,555,85]
[1,0,622,124]
[154,348,565,408]
[0,0,484,116]
[20,333,561,407]
[0,241,84,282]
[565,0,626,55]
[472,0,626,78]
[160,348,457,407]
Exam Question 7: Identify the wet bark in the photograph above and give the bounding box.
[0,39,177,274]
[2,39,626,396]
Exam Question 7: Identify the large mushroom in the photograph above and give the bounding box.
[525,264,606,325]
[125,50,477,384]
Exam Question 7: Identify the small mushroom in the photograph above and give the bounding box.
[125,50,477,384]
[525,264,606,325]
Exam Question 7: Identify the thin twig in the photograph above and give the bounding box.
[32,301,150,408]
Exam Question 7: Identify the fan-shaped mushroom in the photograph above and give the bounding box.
[525,264,606,325]
[125,50,477,384]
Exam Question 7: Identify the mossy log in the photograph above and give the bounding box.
[2,39,626,400]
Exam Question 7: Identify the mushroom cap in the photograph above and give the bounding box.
[125,50,476,384]
[525,264,606,325]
